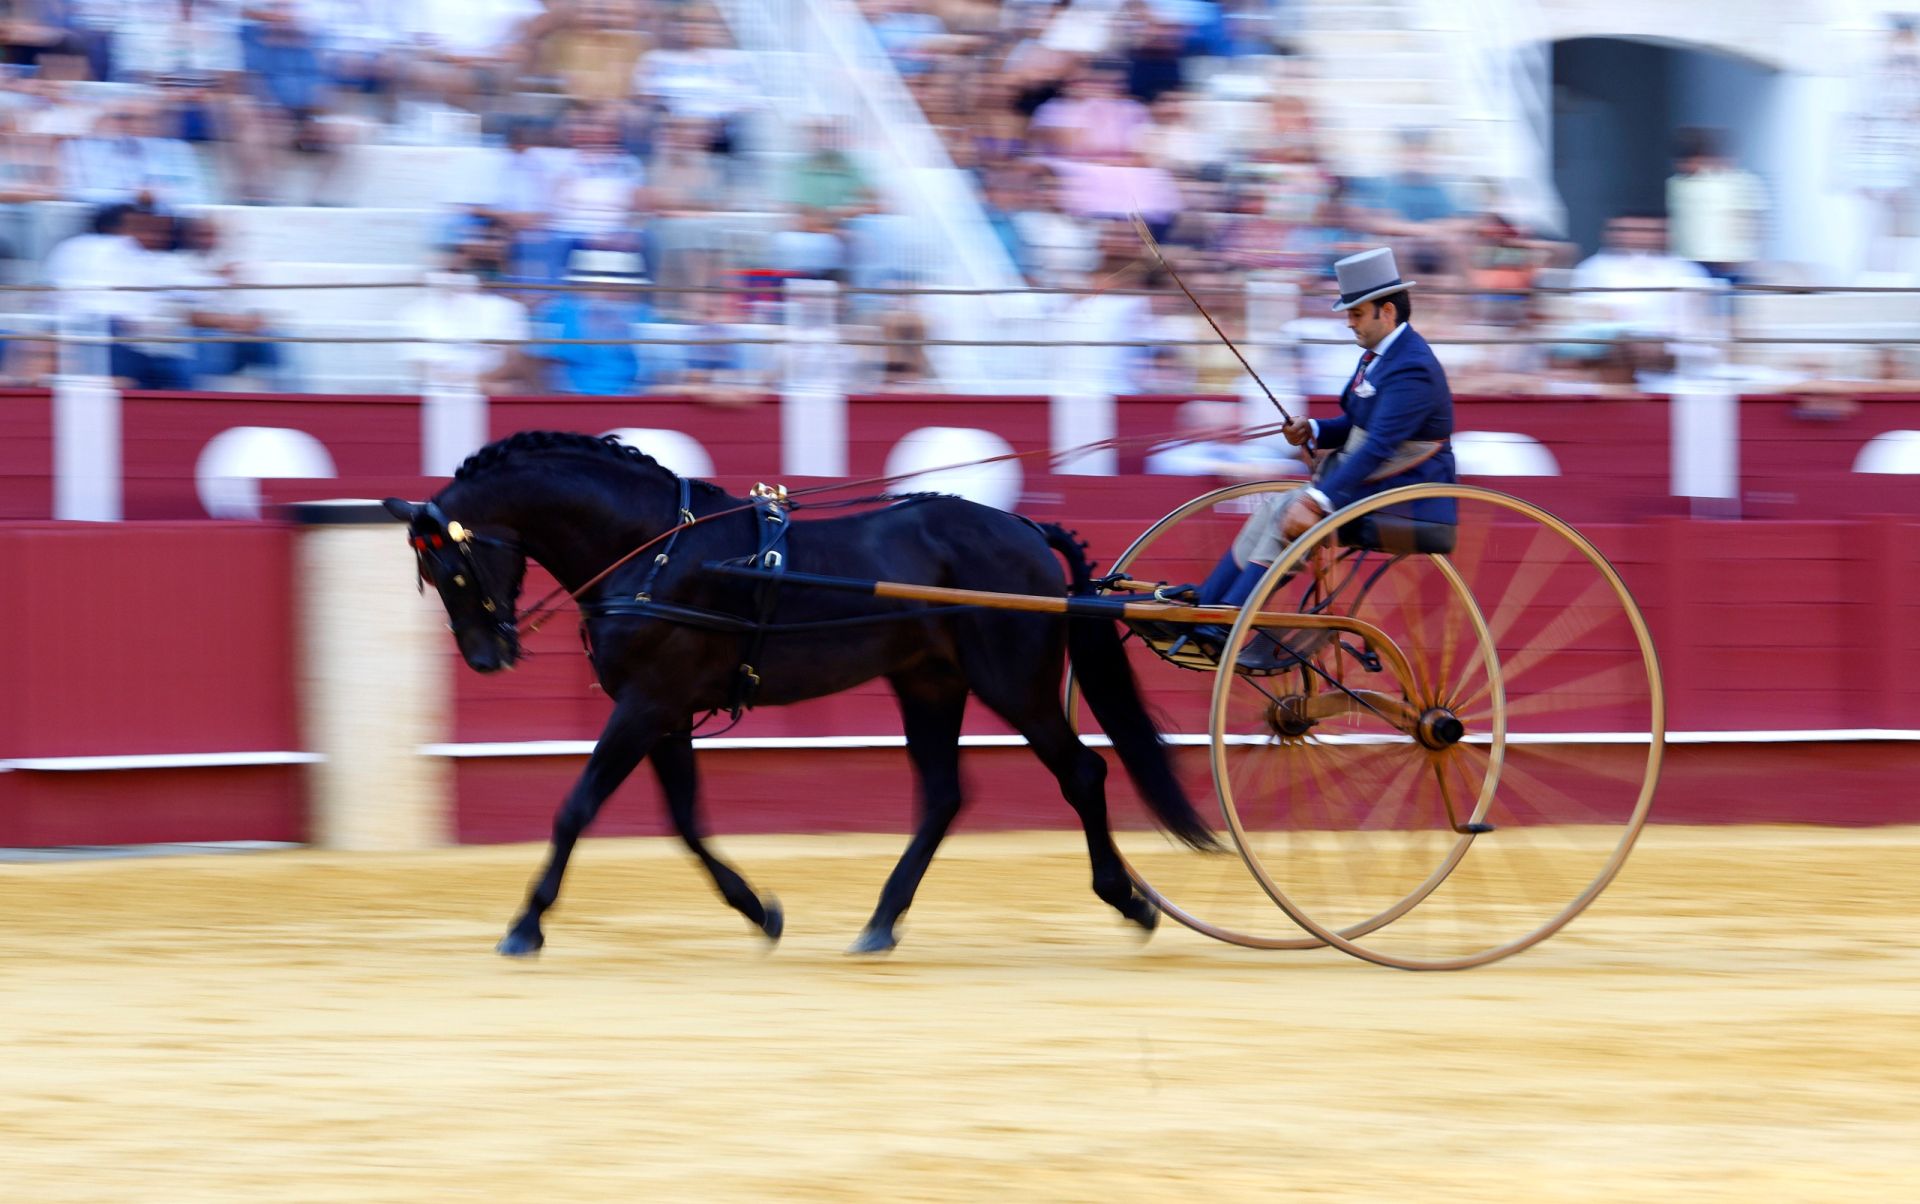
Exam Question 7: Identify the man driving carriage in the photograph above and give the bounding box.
[1187,247,1456,662]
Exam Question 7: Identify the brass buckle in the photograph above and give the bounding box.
[748,481,789,506]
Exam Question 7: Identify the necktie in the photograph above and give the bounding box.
[1348,350,1376,394]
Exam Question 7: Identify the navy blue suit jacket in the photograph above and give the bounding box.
[1314,325,1455,521]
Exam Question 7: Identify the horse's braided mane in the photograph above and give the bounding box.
[452,431,726,497]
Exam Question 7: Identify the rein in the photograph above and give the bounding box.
[508,418,1298,637]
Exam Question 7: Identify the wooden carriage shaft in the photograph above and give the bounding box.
[708,565,1422,695]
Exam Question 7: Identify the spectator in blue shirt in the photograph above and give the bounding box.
[1376,128,1458,225]
[532,249,660,395]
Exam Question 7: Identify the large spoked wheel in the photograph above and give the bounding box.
[1066,480,1333,948]
[1212,483,1664,969]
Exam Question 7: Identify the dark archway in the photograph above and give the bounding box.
[1551,37,1781,256]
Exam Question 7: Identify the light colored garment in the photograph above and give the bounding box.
[398,0,542,57]
[110,0,244,79]
[62,136,212,208]
[639,48,759,120]
[45,233,161,320]
[1010,209,1097,287]
[1667,166,1768,265]
[1229,487,1309,567]
[1052,292,1151,394]
[398,283,529,388]
[1030,95,1150,160]
[1567,250,1714,338]
[44,232,196,358]
[545,149,646,237]
[1047,159,1180,220]
[457,146,561,214]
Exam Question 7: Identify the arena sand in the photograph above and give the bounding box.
[1,826,1916,1202]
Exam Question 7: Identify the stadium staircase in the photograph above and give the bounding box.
[716,0,1044,393]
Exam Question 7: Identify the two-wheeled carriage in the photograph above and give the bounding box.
[773,480,1663,969]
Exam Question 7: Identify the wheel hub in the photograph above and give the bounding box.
[1267,696,1315,739]
[1415,707,1466,750]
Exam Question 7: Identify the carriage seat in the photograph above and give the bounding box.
[1338,514,1458,556]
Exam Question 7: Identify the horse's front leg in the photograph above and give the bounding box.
[499,698,662,957]
[650,732,783,940]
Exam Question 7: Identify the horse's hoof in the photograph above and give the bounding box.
[758,896,784,942]
[846,927,897,956]
[1128,898,1161,937]
[496,929,545,958]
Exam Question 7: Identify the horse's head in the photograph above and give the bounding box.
[384,497,527,673]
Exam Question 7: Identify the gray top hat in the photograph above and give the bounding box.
[1331,247,1416,311]
[567,248,649,285]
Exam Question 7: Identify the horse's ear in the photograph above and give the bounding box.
[382,497,419,523]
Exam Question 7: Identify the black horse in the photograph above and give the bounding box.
[385,431,1215,956]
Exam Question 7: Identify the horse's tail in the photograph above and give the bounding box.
[1040,523,1219,852]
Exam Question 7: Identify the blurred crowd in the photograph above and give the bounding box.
[1,1,1917,403]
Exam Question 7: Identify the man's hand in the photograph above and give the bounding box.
[1282,417,1314,447]
[1281,493,1325,540]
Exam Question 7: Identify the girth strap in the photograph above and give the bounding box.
[729,492,792,718]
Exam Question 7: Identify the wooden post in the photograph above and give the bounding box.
[291,501,452,850]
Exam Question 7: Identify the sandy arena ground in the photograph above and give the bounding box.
[1,826,1917,1202]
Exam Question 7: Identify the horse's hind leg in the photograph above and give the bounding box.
[852,673,969,955]
[650,732,783,940]
[499,698,660,956]
[971,661,1158,933]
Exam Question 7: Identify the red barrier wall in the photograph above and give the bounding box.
[6,389,1920,523]
[1739,394,1920,519]
[121,392,422,519]
[0,523,304,845]
[4,424,1920,846]
[0,387,54,520]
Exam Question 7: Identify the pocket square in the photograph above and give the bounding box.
[1354,380,1376,399]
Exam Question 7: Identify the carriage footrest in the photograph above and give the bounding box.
[1125,621,1332,677]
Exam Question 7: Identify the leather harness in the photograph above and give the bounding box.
[577,477,791,721]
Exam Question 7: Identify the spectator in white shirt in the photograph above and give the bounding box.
[446,119,570,279]
[398,250,536,395]
[546,108,648,243]
[44,203,198,387]
[161,214,296,389]
[1666,127,1769,283]
[638,13,747,117]
[386,0,542,115]
[1566,214,1715,385]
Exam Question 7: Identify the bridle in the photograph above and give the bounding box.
[410,499,524,651]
